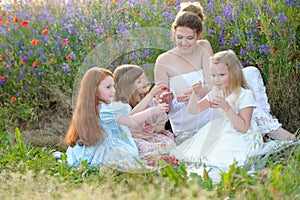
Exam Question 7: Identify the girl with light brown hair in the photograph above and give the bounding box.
[65,67,169,169]
[114,64,175,160]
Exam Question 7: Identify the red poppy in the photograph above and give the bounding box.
[42,29,48,35]
[14,16,18,23]
[0,76,5,81]
[31,39,40,46]
[4,21,9,26]
[32,61,39,67]
[61,38,69,45]
[20,21,29,26]
[11,97,16,103]
[21,58,27,64]
[66,55,72,60]
[0,18,2,24]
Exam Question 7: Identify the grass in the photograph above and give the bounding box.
[0,128,300,199]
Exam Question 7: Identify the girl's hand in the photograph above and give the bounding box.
[191,81,203,97]
[210,95,229,110]
[152,102,169,115]
[141,123,154,134]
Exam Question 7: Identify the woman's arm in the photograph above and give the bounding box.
[154,55,174,104]
[198,40,214,89]
[154,55,169,87]
[198,40,214,56]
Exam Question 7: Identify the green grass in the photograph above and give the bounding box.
[0,128,300,199]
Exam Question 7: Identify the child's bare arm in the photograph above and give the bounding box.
[118,103,169,127]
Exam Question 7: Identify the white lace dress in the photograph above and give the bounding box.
[242,66,282,134]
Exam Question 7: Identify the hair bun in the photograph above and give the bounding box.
[180,2,205,21]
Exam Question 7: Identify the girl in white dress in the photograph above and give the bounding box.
[171,50,263,169]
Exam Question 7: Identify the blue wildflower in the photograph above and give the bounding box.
[61,64,71,76]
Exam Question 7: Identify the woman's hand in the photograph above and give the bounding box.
[159,91,174,104]
[149,81,169,97]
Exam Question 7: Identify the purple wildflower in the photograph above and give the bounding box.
[222,4,234,22]
[240,48,246,56]
[207,29,215,36]
[262,4,273,15]
[259,45,270,55]
[231,34,239,46]
[278,13,288,26]
[61,64,70,76]
[214,16,224,26]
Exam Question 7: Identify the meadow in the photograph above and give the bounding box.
[0,0,299,199]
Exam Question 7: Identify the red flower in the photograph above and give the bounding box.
[21,58,27,64]
[42,29,48,35]
[30,39,40,46]
[272,46,278,53]
[20,21,29,26]
[66,55,72,60]
[32,61,39,67]
[4,21,9,26]
[0,18,2,24]
[14,16,18,23]
[11,97,16,103]
[0,76,5,81]
[61,38,69,45]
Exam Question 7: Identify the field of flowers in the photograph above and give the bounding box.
[0,0,300,199]
[0,0,299,135]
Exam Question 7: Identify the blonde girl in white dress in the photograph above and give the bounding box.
[171,50,263,169]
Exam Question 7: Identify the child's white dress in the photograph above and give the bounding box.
[171,88,263,169]
[66,102,140,170]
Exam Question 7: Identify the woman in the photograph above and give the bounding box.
[154,2,296,144]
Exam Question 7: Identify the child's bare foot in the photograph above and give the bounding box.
[268,127,297,141]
